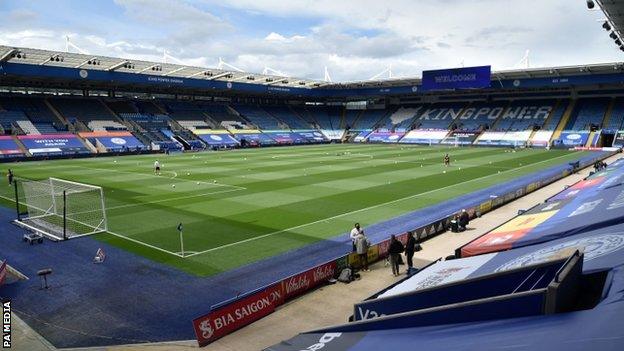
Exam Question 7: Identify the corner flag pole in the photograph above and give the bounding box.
[177,223,184,257]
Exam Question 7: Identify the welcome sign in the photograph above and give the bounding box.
[422,66,491,91]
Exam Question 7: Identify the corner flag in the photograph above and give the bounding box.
[177,223,184,257]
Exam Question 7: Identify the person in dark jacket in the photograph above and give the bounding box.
[404,231,416,273]
[388,234,405,276]
[7,169,14,186]
[459,209,470,231]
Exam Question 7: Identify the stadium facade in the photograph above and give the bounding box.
[1,43,624,349]
[2,45,624,160]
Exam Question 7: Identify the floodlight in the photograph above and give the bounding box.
[603,21,611,31]
[587,0,595,9]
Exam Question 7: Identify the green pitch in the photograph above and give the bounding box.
[0,144,588,276]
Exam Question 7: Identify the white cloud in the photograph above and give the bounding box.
[1,1,621,81]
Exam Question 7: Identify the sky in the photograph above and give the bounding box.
[0,0,620,82]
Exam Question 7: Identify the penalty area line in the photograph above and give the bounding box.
[106,229,184,258]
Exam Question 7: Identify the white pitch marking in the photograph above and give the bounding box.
[105,187,245,211]
[184,151,579,257]
[106,229,184,258]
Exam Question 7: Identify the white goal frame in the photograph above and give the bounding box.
[14,177,108,241]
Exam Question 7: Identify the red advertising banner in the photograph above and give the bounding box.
[378,239,390,258]
[282,261,337,300]
[192,284,283,346]
[0,260,6,286]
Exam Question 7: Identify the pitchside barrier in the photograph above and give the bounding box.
[191,150,615,347]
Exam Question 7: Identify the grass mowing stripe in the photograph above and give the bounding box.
[0,145,588,275]
[183,150,577,257]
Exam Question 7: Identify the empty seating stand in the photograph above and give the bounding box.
[160,100,210,122]
[605,97,624,131]
[201,104,247,126]
[565,98,610,131]
[233,105,283,129]
[378,106,419,131]
[0,111,26,133]
[51,98,115,122]
[494,100,556,132]
[541,100,569,131]
[302,106,342,130]
[120,113,179,150]
[456,101,506,131]
[0,96,61,127]
[355,109,389,130]
[262,105,310,129]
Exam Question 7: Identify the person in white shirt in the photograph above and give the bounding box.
[350,223,362,252]
[154,160,161,175]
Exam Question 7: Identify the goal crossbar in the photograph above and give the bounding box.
[14,177,108,241]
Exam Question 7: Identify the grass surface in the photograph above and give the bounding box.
[0,144,588,276]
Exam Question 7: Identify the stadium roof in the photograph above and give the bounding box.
[597,0,624,50]
[2,45,624,98]
[0,45,329,89]
[324,62,624,89]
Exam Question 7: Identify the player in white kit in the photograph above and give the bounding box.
[154,160,161,175]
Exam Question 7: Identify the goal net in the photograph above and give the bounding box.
[15,178,107,240]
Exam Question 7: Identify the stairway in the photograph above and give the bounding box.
[12,135,31,156]
[601,98,615,130]
[44,99,70,127]
[585,131,596,147]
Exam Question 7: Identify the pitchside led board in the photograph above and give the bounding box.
[421,66,491,91]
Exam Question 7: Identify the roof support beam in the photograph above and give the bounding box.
[186,70,212,78]
[0,48,17,63]
[205,71,232,81]
[75,57,100,68]
[40,53,63,65]
[108,60,130,71]
[265,78,289,86]
[163,67,185,76]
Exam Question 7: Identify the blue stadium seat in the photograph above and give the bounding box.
[414,103,464,130]
[354,109,388,130]
[456,101,506,131]
[262,105,310,129]
[541,100,569,130]
[605,98,624,131]
[565,98,610,131]
[494,100,556,132]
[232,104,283,129]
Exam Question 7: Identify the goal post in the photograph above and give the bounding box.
[14,177,107,240]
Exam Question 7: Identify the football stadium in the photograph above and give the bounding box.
[1,1,624,350]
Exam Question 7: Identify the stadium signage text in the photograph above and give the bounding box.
[301,333,343,351]
[2,299,9,349]
[192,284,282,346]
[356,306,385,320]
[422,65,491,91]
[146,76,184,84]
[434,73,476,83]
[283,261,337,299]
[267,86,292,92]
